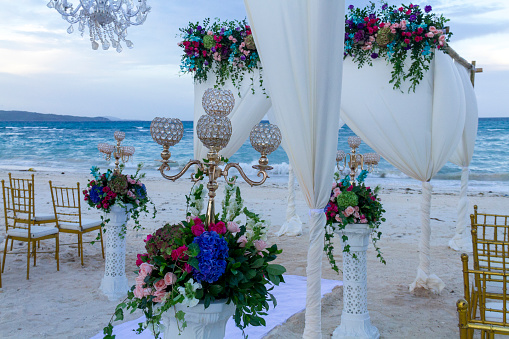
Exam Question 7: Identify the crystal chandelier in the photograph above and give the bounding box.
[336,136,380,185]
[47,0,151,52]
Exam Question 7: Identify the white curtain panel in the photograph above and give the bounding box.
[245,1,344,337]
[193,68,271,160]
[341,51,466,293]
[449,63,479,252]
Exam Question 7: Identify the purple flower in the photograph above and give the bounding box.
[382,4,388,10]
[201,30,205,34]
[235,27,241,31]
[371,53,379,59]
[349,22,355,29]
[344,32,350,40]
[196,25,202,31]
[357,23,365,29]
[425,5,432,13]
[369,13,376,19]
[409,14,417,22]
[211,47,216,52]
[348,5,354,10]
[188,28,193,34]
[204,60,209,66]
[240,55,246,61]
[354,30,365,42]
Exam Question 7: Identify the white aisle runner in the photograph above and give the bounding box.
[91,275,342,339]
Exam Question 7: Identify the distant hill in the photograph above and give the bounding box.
[0,110,111,122]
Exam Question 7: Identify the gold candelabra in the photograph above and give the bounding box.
[150,88,282,226]
[98,131,135,174]
[336,136,380,185]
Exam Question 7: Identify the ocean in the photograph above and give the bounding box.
[1,118,508,194]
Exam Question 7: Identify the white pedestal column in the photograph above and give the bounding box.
[333,224,379,339]
[100,205,131,301]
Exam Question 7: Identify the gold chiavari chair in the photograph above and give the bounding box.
[470,206,509,316]
[2,182,59,280]
[458,253,509,339]
[49,181,104,266]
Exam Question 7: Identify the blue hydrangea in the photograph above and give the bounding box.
[192,231,229,284]
[89,185,102,204]
[135,184,147,199]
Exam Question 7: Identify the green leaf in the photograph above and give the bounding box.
[251,258,264,269]
[209,284,223,296]
[187,257,199,270]
[187,242,200,257]
[114,308,124,322]
[266,264,286,276]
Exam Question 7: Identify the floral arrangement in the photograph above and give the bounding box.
[324,171,386,272]
[103,180,285,338]
[178,18,264,95]
[345,2,452,92]
[83,164,156,235]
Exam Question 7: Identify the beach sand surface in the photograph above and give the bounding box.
[0,170,507,339]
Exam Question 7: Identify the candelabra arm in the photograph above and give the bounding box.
[159,160,204,182]
[223,163,269,187]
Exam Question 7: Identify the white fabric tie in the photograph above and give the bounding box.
[309,209,324,216]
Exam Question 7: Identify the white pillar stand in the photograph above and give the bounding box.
[100,205,131,301]
[333,224,379,339]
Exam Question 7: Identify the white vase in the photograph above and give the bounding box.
[162,300,236,339]
[333,223,379,339]
[100,204,131,301]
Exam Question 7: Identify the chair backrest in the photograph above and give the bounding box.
[49,181,82,228]
[471,205,509,272]
[8,173,36,217]
[461,253,509,329]
[1,179,15,231]
[10,182,34,232]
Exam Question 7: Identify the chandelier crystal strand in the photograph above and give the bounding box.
[47,0,150,52]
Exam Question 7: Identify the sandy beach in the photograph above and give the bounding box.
[0,169,507,339]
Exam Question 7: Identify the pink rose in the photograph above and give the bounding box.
[429,26,436,32]
[191,224,205,236]
[330,196,335,202]
[207,31,213,35]
[237,235,248,248]
[354,206,359,212]
[227,221,240,233]
[254,240,267,251]
[439,35,446,41]
[332,182,337,189]
[354,211,360,218]
[135,274,146,287]
[345,206,355,217]
[139,263,153,276]
[134,285,144,299]
[346,185,353,192]
[335,214,343,223]
[333,187,341,197]
[425,32,434,38]
[360,218,368,224]
[193,217,203,225]
[154,279,167,291]
[164,272,177,286]
[153,289,166,303]
[360,214,366,220]
[144,234,152,243]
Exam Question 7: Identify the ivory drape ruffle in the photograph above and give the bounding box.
[341,51,467,293]
[245,1,345,337]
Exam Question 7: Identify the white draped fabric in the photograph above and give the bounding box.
[449,63,479,252]
[193,68,271,160]
[277,165,303,237]
[245,1,344,337]
[341,51,466,293]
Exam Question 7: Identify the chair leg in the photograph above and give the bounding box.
[26,240,30,280]
[10,238,14,251]
[2,237,8,273]
[56,235,59,272]
[100,230,105,259]
[77,234,81,257]
[33,240,37,267]
[79,233,84,266]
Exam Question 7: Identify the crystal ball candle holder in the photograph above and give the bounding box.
[202,88,235,117]
[114,131,126,142]
[150,117,184,147]
[347,136,362,149]
[196,115,232,151]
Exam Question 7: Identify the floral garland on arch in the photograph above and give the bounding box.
[178,18,265,95]
[324,171,386,273]
[345,2,453,92]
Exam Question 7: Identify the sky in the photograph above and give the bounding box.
[0,0,508,120]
